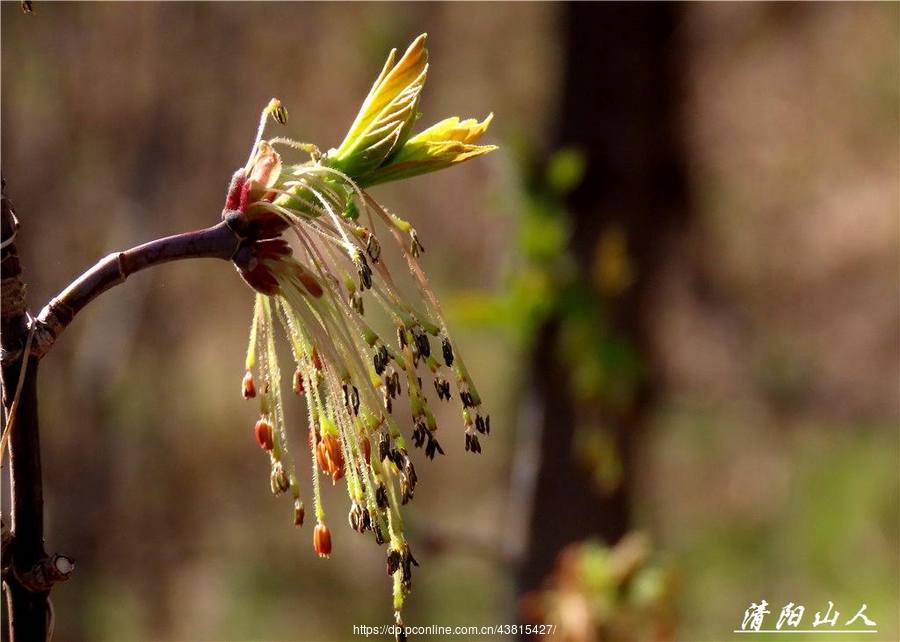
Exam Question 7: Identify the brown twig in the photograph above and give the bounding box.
[2,220,244,364]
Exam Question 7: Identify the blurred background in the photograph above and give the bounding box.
[1,3,897,640]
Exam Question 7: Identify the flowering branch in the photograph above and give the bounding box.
[218,33,496,633]
[2,32,495,641]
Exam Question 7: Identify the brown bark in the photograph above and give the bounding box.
[2,176,50,640]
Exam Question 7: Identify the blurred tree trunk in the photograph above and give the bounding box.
[517,1,689,596]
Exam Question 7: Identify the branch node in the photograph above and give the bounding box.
[13,553,75,593]
[115,251,128,282]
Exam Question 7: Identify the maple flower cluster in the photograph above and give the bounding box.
[221,34,495,631]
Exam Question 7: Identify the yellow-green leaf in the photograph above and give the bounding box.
[329,34,429,177]
[359,114,497,187]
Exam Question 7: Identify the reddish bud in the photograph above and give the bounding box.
[242,370,257,399]
[255,418,274,451]
[316,440,329,471]
[314,522,332,557]
[316,433,345,483]
[324,433,345,482]
[224,169,248,213]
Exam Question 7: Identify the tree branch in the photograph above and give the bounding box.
[14,220,244,363]
[1,176,244,640]
[2,176,52,640]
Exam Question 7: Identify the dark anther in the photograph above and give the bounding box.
[351,386,360,415]
[386,372,401,399]
[400,473,413,505]
[349,501,370,533]
[271,104,289,125]
[373,344,390,376]
[412,326,430,358]
[425,433,444,460]
[400,544,417,590]
[460,391,475,408]
[376,483,388,509]
[465,433,482,454]
[387,549,402,576]
[434,376,451,401]
[357,255,373,290]
[412,422,427,449]
[404,456,417,489]
[366,233,381,263]
[485,415,491,435]
[350,290,364,315]
[374,522,385,546]
[378,433,391,463]
[410,229,424,257]
[475,414,486,435]
[402,554,412,582]
[342,383,350,409]
[397,326,408,348]
[441,336,454,367]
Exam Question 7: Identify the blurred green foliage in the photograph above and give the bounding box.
[522,533,678,641]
